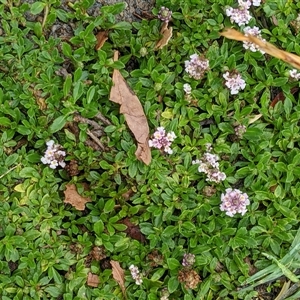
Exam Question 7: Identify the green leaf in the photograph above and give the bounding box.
[86,86,96,104]
[19,167,40,178]
[62,42,72,57]
[63,75,72,97]
[5,153,18,166]
[49,115,68,133]
[167,258,180,270]
[93,220,104,235]
[168,276,179,293]
[0,117,11,126]
[111,21,132,30]
[30,1,45,15]
[104,199,115,213]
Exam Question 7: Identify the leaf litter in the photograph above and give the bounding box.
[63,183,91,211]
[111,260,126,297]
[109,50,151,165]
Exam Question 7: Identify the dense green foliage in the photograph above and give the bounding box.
[1,0,300,299]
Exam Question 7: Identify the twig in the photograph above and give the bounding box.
[0,164,19,179]
[73,114,104,131]
[42,4,49,29]
[86,129,105,151]
[95,112,112,125]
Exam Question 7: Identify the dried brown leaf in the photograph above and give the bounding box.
[120,218,146,243]
[155,22,173,49]
[87,272,100,287]
[64,183,91,211]
[109,51,151,165]
[95,31,109,50]
[220,28,300,69]
[111,260,126,296]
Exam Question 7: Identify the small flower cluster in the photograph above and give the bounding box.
[149,127,176,154]
[185,54,209,80]
[178,269,202,289]
[289,69,300,80]
[235,124,247,139]
[183,83,192,95]
[223,71,246,95]
[226,0,261,26]
[182,253,196,268]
[160,288,170,300]
[192,145,226,183]
[243,26,265,53]
[129,265,143,285]
[220,188,250,217]
[41,140,66,169]
[158,6,172,23]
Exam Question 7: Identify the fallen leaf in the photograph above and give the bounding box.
[220,28,300,69]
[248,114,262,124]
[120,218,146,243]
[270,87,299,107]
[87,272,100,287]
[109,51,151,165]
[95,30,108,50]
[64,183,91,211]
[111,260,126,296]
[155,22,173,49]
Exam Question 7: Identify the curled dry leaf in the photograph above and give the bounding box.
[87,272,100,287]
[111,260,126,297]
[220,28,300,69]
[64,183,91,211]
[95,30,109,50]
[109,51,151,165]
[155,22,173,49]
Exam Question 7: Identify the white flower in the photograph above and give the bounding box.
[252,0,261,6]
[289,69,300,80]
[223,71,246,95]
[41,140,66,169]
[183,83,192,95]
[243,26,265,53]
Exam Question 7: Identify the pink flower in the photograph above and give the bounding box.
[220,188,250,217]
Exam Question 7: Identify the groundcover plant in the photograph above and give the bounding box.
[1,0,300,299]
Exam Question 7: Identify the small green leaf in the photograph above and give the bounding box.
[94,220,104,235]
[30,1,45,15]
[168,276,179,293]
[49,115,68,133]
[104,199,115,213]
[167,258,180,270]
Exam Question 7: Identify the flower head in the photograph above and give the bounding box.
[192,145,226,184]
[41,140,66,169]
[182,253,196,268]
[220,188,250,217]
[235,124,247,139]
[129,264,143,285]
[158,6,172,23]
[289,69,300,80]
[243,26,265,53]
[149,127,176,154]
[185,54,209,80]
[183,83,192,95]
[223,71,246,95]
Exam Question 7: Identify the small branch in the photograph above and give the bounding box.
[73,114,104,131]
[86,129,105,151]
[0,164,19,179]
[95,112,112,125]
[42,4,49,29]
